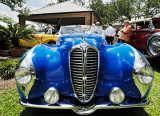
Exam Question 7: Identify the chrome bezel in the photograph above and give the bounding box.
[44,87,59,104]
[15,67,32,85]
[109,87,125,104]
[131,46,154,98]
[69,40,99,103]
[15,47,36,98]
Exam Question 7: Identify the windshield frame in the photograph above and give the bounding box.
[59,25,103,37]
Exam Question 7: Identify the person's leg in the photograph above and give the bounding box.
[122,40,125,43]
[106,36,110,44]
[118,38,121,43]
[110,37,114,45]
[105,36,108,43]
[108,37,110,45]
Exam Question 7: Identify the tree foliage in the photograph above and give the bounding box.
[0,16,37,47]
[0,0,30,16]
[0,0,26,11]
[89,0,160,24]
[0,14,15,24]
[57,0,68,3]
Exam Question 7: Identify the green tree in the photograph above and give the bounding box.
[0,0,26,11]
[0,0,30,16]
[114,0,135,21]
[89,0,106,24]
[103,1,120,23]
[0,14,15,24]
[0,21,37,47]
[142,0,160,18]
[57,0,68,3]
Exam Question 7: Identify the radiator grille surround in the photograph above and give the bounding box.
[69,43,99,103]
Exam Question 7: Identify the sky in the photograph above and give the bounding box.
[0,0,111,28]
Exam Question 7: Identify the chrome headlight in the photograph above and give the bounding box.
[131,46,154,98]
[15,47,36,97]
[148,36,160,56]
[15,67,32,85]
[137,67,154,85]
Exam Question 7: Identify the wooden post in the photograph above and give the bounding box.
[19,16,26,25]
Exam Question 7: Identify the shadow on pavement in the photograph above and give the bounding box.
[21,107,149,116]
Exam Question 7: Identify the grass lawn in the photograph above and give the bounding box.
[0,69,160,116]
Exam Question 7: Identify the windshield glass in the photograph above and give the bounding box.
[59,25,102,37]
[152,19,160,28]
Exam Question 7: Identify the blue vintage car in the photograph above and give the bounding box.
[15,25,154,115]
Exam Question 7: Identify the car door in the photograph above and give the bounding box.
[130,21,152,51]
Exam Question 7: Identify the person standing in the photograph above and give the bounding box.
[47,25,52,34]
[119,20,132,43]
[105,24,116,45]
[91,22,102,34]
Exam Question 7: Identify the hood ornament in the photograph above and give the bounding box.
[81,35,87,48]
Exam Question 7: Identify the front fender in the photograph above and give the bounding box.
[26,44,74,99]
[95,43,141,98]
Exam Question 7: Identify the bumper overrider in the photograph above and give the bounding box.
[20,99,149,115]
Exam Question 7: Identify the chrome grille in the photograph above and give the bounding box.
[70,46,99,103]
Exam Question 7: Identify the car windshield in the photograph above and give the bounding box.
[152,19,160,28]
[59,25,102,37]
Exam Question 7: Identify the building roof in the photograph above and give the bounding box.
[30,1,93,15]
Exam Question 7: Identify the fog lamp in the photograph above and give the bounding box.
[44,87,59,104]
[109,87,125,104]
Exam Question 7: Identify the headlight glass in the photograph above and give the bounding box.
[109,87,125,104]
[44,87,59,104]
[137,67,154,85]
[15,67,32,85]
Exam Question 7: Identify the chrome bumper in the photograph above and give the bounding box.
[20,100,149,115]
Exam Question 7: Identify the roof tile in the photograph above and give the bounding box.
[30,1,93,15]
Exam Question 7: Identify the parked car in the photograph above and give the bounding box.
[129,17,160,60]
[19,33,58,48]
[15,25,154,115]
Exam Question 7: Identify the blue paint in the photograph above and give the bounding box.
[17,34,151,105]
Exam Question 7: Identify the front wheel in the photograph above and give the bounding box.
[147,36,160,56]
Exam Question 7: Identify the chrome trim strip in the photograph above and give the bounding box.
[20,100,149,115]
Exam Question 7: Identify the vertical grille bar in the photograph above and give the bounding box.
[70,45,99,103]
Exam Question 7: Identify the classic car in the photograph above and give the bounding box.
[129,17,160,60]
[19,34,58,48]
[15,25,154,115]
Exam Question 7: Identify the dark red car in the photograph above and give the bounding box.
[129,17,160,60]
